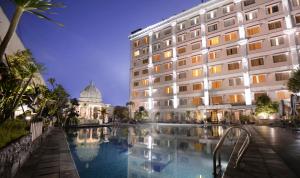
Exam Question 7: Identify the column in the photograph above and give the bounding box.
[171,21,179,109]
[148,32,154,119]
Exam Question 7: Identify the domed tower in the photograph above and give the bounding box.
[79,82,102,104]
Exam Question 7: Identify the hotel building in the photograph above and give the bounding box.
[129,0,300,122]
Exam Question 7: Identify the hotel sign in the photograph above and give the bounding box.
[197,104,232,110]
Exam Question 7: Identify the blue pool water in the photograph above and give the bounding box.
[66,125,235,178]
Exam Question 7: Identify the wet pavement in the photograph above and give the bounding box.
[14,128,79,178]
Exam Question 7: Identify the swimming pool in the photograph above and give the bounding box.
[66,125,236,178]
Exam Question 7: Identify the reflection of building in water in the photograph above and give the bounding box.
[77,82,113,124]
[127,126,235,178]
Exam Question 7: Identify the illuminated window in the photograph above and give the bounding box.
[208,23,218,32]
[212,80,222,89]
[245,10,258,21]
[144,90,149,97]
[178,60,186,66]
[192,97,202,106]
[177,22,186,30]
[226,46,238,56]
[164,50,172,58]
[177,47,186,54]
[224,31,237,41]
[165,87,173,94]
[208,36,220,46]
[192,69,202,77]
[209,65,222,74]
[273,53,287,63]
[228,94,244,103]
[251,57,264,67]
[249,41,262,51]
[143,36,149,44]
[132,91,138,97]
[154,65,160,73]
[207,10,217,20]
[142,79,149,86]
[224,18,235,27]
[252,74,266,84]
[178,72,187,79]
[276,90,290,100]
[270,36,284,46]
[133,81,139,87]
[164,62,172,70]
[134,40,139,48]
[133,71,139,76]
[153,54,161,62]
[246,26,260,36]
[191,29,201,38]
[266,4,279,14]
[154,77,160,83]
[268,20,281,30]
[193,83,203,90]
[165,39,172,47]
[142,69,148,74]
[223,3,234,14]
[209,50,219,60]
[211,96,223,104]
[179,85,188,92]
[134,50,140,57]
[228,62,240,70]
[275,72,290,81]
[244,0,255,6]
[165,74,172,81]
[177,35,185,43]
[192,55,202,63]
[295,15,300,24]
[191,16,200,26]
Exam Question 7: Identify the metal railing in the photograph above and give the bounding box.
[213,126,251,178]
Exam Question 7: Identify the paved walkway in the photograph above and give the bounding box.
[224,125,299,178]
[14,128,79,178]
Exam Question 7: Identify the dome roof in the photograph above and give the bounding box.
[79,82,102,103]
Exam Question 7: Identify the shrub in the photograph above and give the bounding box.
[0,119,29,148]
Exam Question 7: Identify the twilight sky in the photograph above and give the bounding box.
[1,0,202,106]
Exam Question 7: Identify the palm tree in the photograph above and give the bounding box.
[288,68,300,93]
[0,0,64,65]
[126,101,134,119]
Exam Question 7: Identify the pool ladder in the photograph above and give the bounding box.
[213,126,251,178]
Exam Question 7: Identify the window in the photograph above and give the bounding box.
[223,4,234,14]
[142,69,148,74]
[252,74,266,84]
[177,35,185,43]
[134,40,139,47]
[165,39,172,47]
[165,87,173,94]
[296,15,300,24]
[134,50,140,57]
[293,0,300,6]
[268,20,281,30]
[164,50,172,58]
[154,32,160,39]
[192,69,202,77]
[143,37,149,44]
[207,10,217,20]
[249,41,262,51]
[229,78,242,86]
[212,80,222,89]
[179,86,188,92]
[144,90,149,97]
[224,18,235,27]
[192,97,202,106]
[164,28,172,35]
[276,90,290,100]
[178,60,186,66]
[142,48,148,55]
[153,43,160,51]
[212,96,223,104]
[275,72,290,81]
[251,57,264,66]
[245,10,258,21]
[165,74,173,81]
[192,43,201,50]
[267,4,279,14]
[208,23,218,32]
[208,36,220,46]
[210,65,222,74]
[209,50,219,60]
[179,98,188,106]
[132,91,138,97]
[153,54,160,62]
[246,26,260,36]
[154,65,160,73]
[254,93,267,101]
[178,72,187,79]
[133,71,139,76]
[224,31,238,41]
[191,16,200,26]
[165,100,173,107]
[226,46,238,56]
[154,77,160,83]
[142,59,148,64]
[228,62,240,70]
[244,0,255,6]
[177,22,186,30]
[177,47,186,54]
[133,81,139,87]
[142,79,149,86]
[273,53,287,63]
[270,36,284,46]
[191,30,200,38]
[164,62,172,70]
[228,94,244,103]
[192,55,201,63]
[193,83,202,90]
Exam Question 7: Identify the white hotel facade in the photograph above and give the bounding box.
[129,0,300,122]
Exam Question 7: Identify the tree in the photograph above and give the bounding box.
[64,98,79,126]
[126,101,134,119]
[288,68,300,93]
[134,106,148,121]
[113,106,129,122]
[255,94,278,119]
[0,0,64,66]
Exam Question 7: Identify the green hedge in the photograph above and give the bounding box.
[0,119,29,149]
